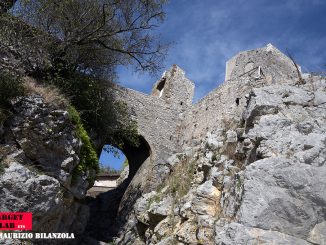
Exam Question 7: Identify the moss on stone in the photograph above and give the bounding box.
[68,106,99,182]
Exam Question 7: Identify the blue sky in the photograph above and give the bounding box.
[102,0,326,169]
[99,146,126,170]
[117,0,326,101]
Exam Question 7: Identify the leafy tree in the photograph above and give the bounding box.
[44,69,140,152]
[16,0,168,76]
[0,0,17,13]
[121,158,129,171]
[9,0,168,153]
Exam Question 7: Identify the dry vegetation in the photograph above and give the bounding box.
[160,155,196,198]
[22,76,69,108]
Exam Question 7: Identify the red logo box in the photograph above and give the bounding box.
[0,212,32,230]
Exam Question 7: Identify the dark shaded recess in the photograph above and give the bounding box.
[247,137,264,165]
[0,0,17,13]
[122,136,151,178]
[79,136,151,243]
[156,78,166,91]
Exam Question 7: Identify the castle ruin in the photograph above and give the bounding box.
[111,44,301,221]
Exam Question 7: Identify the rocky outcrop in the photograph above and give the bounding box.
[123,74,326,244]
[0,94,95,238]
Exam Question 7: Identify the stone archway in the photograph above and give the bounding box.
[83,135,152,242]
[121,135,151,180]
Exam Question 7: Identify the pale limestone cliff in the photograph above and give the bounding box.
[0,94,96,244]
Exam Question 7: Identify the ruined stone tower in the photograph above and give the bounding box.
[151,64,195,109]
[225,43,300,83]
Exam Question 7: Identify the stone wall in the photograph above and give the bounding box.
[111,44,312,243]
[113,44,301,183]
[111,66,195,228]
[180,44,301,148]
[112,65,195,188]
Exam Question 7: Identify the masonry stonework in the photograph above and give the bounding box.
[112,44,304,227]
[113,44,300,181]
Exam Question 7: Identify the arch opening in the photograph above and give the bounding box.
[84,135,151,242]
[120,136,151,179]
[99,145,127,174]
[87,146,129,195]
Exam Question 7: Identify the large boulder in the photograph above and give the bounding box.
[0,94,95,236]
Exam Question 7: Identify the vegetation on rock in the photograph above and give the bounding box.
[68,106,99,177]
[42,69,140,151]
[159,155,196,198]
[0,72,24,128]
[0,71,24,108]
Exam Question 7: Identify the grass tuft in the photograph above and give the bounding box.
[158,156,196,198]
[23,76,68,108]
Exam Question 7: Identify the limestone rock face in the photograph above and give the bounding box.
[10,96,81,186]
[0,162,62,231]
[308,222,326,245]
[0,95,94,235]
[237,83,326,241]
[215,222,311,245]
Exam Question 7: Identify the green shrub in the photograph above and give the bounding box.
[69,106,99,182]
[42,68,139,152]
[0,71,24,108]
[121,158,129,171]
[158,157,196,198]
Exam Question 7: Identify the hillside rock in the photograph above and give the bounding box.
[215,222,311,245]
[0,95,95,238]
